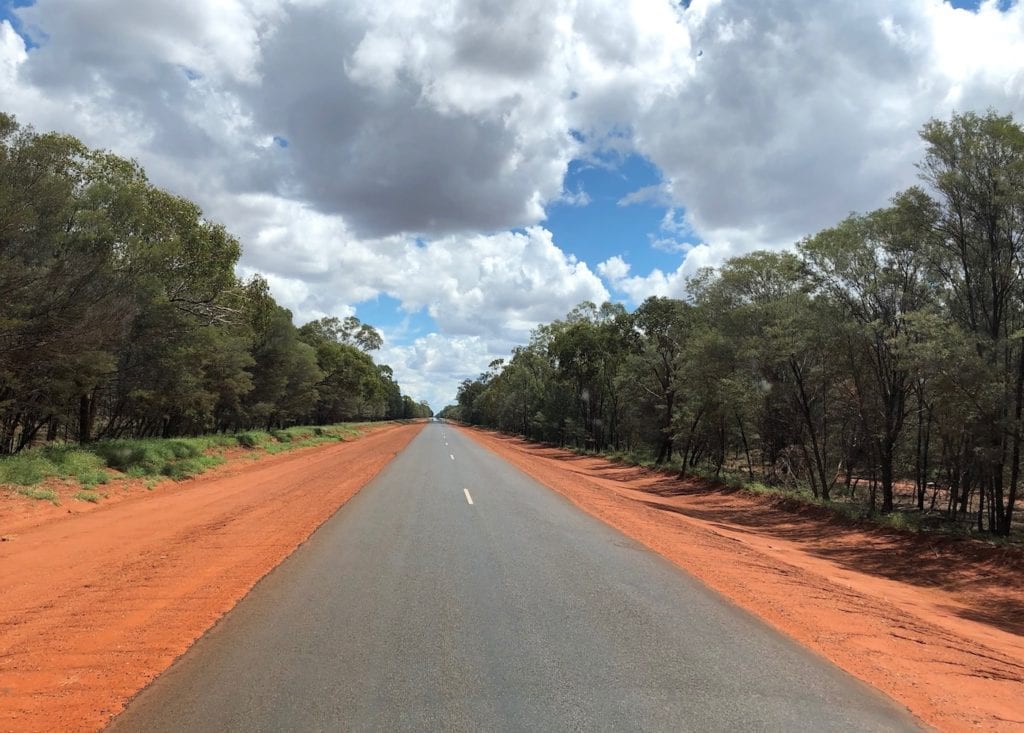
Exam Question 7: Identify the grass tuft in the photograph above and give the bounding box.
[0,453,56,486]
[235,431,269,449]
[16,486,59,504]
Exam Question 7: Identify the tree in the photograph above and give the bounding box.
[631,297,689,465]
[800,188,940,511]
[919,110,1024,534]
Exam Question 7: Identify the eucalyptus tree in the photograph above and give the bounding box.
[800,188,940,511]
[541,302,630,449]
[0,117,139,447]
[630,297,690,465]
[919,110,1024,534]
[688,251,840,496]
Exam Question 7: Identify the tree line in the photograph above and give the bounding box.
[0,112,431,455]
[442,110,1024,536]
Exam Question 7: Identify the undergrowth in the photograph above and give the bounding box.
[16,486,59,504]
[0,422,373,500]
[0,446,110,488]
[575,443,994,541]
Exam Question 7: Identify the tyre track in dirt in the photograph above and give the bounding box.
[0,422,423,733]
[461,426,1024,733]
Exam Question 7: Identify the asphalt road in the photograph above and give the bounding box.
[108,423,921,732]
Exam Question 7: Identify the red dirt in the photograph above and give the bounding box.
[0,422,423,733]
[462,427,1024,733]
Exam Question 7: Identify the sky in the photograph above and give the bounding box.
[1,0,1023,410]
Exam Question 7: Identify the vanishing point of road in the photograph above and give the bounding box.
[108,423,921,732]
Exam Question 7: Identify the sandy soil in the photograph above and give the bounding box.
[0,422,423,733]
[462,427,1024,733]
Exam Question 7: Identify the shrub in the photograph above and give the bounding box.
[0,453,57,486]
[16,486,59,503]
[235,432,266,449]
[160,455,223,480]
[270,430,293,443]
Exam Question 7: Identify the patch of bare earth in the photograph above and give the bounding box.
[461,426,1024,733]
[0,422,423,733]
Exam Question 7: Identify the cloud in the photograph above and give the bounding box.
[598,254,687,302]
[0,21,27,82]
[226,192,607,341]
[617,183,673,207]
[7,1,1024,255]
[377,332,511,410]
[556,185,592,207]
[4,0,1024,405]
[633,0,1024,253]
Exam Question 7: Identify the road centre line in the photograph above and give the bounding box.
[463,488,474,505]
[450,454,455,461]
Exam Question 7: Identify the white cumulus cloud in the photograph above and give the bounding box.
[4,0,1024,404]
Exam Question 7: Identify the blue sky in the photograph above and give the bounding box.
[547,155,683,272]
[1,0,1021,408]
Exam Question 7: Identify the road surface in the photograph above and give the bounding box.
[108,423,920,732]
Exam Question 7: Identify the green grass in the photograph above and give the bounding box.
[0,422,377,494]
[92,438,206,476]
[0,446,111,487]
[0,452,55,486]
[74,490,101,503]
[16,486,59,504]
[235,431,271,448]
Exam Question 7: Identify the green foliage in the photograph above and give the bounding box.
[16,487,59,503]
[235,431,269,448]
[0,112,428,465]
[74,490,101,503]
[0,446,109,487]
[47,448,110,487]
[90,436,238,480]
[93,439,200,473]
[0,453,56,486]
[0,422,371,494]
[161,455,224,480]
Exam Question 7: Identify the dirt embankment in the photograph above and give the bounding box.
[461,427,1024,733]
[0,422,423,733]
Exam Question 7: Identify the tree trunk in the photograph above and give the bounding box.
[736,411,754,480]
[78,394,93,444]
[678,408,704,479]
[880,441,895,513]
[1000,345,1024,535]
[791,358,831,500]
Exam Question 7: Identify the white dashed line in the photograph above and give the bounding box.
[450,454,455,461]
[463,488,474,505]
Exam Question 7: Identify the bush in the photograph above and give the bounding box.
[16,486,59,503]
[93,438,204,477]
[47,447,110,487]
[160,455,223,480]
[270,430,293,443]
[235,432,266,448]
[0,422,369,491]
[0,453,57,486]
